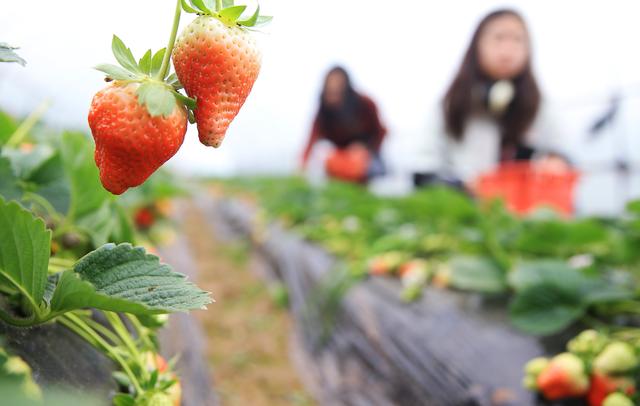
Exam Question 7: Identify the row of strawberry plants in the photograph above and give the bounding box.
[218,177,640,405]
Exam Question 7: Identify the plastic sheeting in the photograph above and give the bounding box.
[202,194,578,406]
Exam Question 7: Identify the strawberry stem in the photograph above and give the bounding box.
[216,0,222,11]
[157,0,182,81]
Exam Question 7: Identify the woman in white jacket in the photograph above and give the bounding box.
[414,9,567,188]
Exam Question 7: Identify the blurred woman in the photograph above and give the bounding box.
[413,9,567,188]
[301,66,387,183]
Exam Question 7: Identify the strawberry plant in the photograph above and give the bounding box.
[0,101,217,404]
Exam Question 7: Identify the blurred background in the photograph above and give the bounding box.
[1,0,639,215]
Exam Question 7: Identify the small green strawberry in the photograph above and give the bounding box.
[593,342,639,375]
[173,0,271,147]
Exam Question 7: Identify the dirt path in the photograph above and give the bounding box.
[182,204,314,406]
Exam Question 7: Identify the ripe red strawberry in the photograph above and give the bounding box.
[134,206,156,229]
[537,353,589,400]
[89,83,187,194]
[89,35,195,194]
[173,2,270,148]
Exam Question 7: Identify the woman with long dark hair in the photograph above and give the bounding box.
[301,66,387,183]
[414,9,566,186]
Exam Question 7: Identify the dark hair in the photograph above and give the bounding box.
[443,9,541,146]
[317,66,363,135]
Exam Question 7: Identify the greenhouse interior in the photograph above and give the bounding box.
[1,1,640,405]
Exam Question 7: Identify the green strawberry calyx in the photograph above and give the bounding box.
[95,35,196,119]
[181,0,273,29]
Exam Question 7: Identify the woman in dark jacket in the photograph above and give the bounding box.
[301,66,387,182]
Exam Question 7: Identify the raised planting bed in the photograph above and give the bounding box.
[197,194,581,406]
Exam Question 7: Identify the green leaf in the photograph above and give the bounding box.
[508,260,583,291]
[0,43,26,66]
[150,48,166,77]
[237,5,260,27]
[94,64,137,81]
[0,111,18,145]
[112,393,135,406]
[2,144,55,179]
[138,49,152,75]
[0,197,50,311]
[50,244,211,315]
[136,82,177,117]
[60,132,112,221]
[111,35,140,74]
[219,5,247,22]
[254,15,273,27]
[181,0,199,14]
[0,156,22,202]
[190,0,213,14]
[26,152,71,214]
[510,283,585,335]
[448,256,507,294]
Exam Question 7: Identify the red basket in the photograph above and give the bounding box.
[474,162,579,216]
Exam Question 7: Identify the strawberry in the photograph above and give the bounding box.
[89,83,187,194]
[537,353,589,400]
[368,252,406,275]
[602,393,634,406]
[593,342,639,375]
[173,1,271,148]
[135,207,156,230]
[522,357,550,390]
[588,373,636,406]
[89,36,195,195]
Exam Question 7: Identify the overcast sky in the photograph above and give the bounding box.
[1,1,640,213]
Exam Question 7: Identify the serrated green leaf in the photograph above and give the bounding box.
[448,256,507,294]
[0,43,26,66]
[0,197,50,312]
[150,48,166,77]
[136,82,177,117]
[237,5,260,27]
[139,49,152,75]
[50,244,212,315]
[181,0,199,13]
[111,35,140,74]
[510,283,585,335]
[255,15,273,26]
[173,91,196,110]
[190,0,212,14]
[94,64,136,81]
[219,5,247,22]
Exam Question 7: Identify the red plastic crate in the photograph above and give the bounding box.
[474,162,579,216]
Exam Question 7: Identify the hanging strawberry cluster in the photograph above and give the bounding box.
[88,0,271,195]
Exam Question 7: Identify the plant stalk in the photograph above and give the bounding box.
[156,0,182,81]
